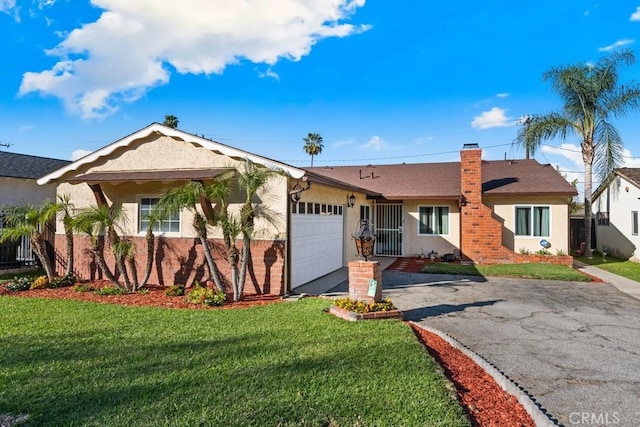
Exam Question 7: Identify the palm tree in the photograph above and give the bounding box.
[163,115,179,129]
[153,180,227,290]
[0,201,59,282]
[517,49,640,258]
[56,194,75,278]
[303,132,324,166]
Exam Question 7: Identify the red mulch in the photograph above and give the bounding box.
[1,280,536,426]
[410,323,535,427]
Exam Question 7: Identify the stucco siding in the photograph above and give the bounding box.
[593,177,640,260]
[486,196,570,254]
[403,200,460,257]
[1,178,57,206]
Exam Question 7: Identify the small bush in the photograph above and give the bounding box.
[519,247,531,255]
[94,286,125,296]
[333,297,396,313]
[165,284,185,297]
[536,248,552,255]
[50,275,76,288]
[185,283,226,306]
[555,248,567,256]
[74,284,94,293]
[6,276,32,292]
[29,275,50,290]
[138,288,149,295]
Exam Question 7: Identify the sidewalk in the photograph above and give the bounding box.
[573,260,640,300]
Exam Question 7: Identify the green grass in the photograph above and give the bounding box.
[576,252,640,282]
[0,297,469,426]
[421,262,592,281]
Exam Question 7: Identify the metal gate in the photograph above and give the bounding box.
[375,204,403,256]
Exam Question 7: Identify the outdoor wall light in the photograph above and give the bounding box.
[289,177,310,203]
[347,193,356,208]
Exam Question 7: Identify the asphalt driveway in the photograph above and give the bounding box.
[336,271,640,426]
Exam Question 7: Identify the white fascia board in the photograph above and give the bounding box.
[37,123,305,185]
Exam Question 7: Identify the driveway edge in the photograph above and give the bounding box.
[410,322,559,427]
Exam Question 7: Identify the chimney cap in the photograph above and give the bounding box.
[462,143,480,149]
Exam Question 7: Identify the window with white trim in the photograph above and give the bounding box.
[632,211,638,236]
[515,206,550,237]
[139,198,180,233]
[418,206,449,235]
[360,205,371,221]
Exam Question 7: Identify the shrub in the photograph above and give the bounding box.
[94,286,125,296]
[519,247,531,255]
[333,297,396,313]
[555,248,567,256]
[50,275,76,288]
[5,276,31,292]
[139,288,149,295]
[29,275,50,290]
[165,284,185,297]
[536,248,552,255]
[185,283,226,306]
[74,284,94,293]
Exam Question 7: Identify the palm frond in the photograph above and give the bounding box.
[593,121,624,180]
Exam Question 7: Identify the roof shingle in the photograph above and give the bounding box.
[0,151,70,179]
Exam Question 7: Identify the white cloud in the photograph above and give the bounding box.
[541,143,583,168]
[361,135,385,151]
[496,93,508,98]
[621,148,640,167]
[598,38,635,52]
[19,0,369,119]
[631,6,640,21]
[71,149,92,161]
[471,107,514,129]
[257,67,280,81]
[0,0,15,12]
[332,138,355,148]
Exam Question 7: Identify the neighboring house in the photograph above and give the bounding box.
[38,124,576,295]
[592,168,640,261]
[0,151,70,268]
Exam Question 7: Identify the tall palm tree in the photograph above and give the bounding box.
[163,115,179,129]
[303,132,324,166]
[0,201,58,281]
[517,49,640,258]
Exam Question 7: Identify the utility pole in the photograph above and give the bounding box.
[522,115,532,160]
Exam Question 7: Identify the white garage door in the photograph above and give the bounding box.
[291,202,344,288]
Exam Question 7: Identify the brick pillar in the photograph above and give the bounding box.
[348,260,382,303]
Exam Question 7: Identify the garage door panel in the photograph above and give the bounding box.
[291,212,343,288]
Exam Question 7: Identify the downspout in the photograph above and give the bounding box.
[285,179,292,295]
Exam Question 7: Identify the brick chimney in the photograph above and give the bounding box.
[459,144,513,263]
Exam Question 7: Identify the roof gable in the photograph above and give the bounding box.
[0,151,70,179]
[37,123,305,185]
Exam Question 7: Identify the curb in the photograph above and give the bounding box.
[409,322,560,427]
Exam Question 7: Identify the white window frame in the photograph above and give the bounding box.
[138,197,181,235]
[514,205,551,237]
[417,205,450,236]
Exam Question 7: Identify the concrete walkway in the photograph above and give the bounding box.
[573,259,640,300]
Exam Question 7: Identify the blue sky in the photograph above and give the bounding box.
[2,1,640,199]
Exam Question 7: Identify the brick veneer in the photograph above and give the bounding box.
[348,260,382,303]
[460,148,572,267]
[54,234,286,295]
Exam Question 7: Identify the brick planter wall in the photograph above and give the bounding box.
[329,305,403,321]
[348,260,382,303]
[53,234,286,295]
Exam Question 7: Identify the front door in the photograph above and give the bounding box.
[375,203,403,256]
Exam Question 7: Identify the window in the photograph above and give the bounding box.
[139,198,180,233]
[360,205,371,221]
[418,206,449,235]
[633,211,638,236]
[597,212,610,226]
[515,206,550,237]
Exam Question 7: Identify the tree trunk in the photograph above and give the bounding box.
[139,228,155,288]
[194,213,223,290]
[582,141,595,258]
[90,237,118,285]
[31,232,55,282]
[127,256,139,291]
[64,218,74,277]
[108,228,131,290]
[237,235,251,300]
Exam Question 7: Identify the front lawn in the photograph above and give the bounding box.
[421,262,592,281]
[0,297,469,426]
[576,252,640,282]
